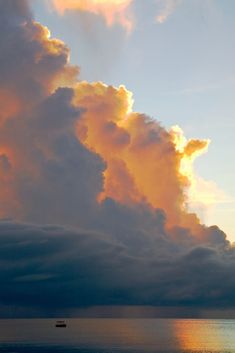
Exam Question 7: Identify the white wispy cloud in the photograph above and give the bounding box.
[156,0,182,24]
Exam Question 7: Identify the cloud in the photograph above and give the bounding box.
[0,0,233,315]
[48,0,134,32]
[0,219,233,316]
[156,0,182,24]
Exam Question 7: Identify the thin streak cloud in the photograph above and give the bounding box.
[156,0,182,24]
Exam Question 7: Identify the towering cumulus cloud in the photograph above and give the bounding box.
[49,0,133,32]
[0,0,234,316]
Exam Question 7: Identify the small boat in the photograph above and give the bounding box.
[55,320,67,328]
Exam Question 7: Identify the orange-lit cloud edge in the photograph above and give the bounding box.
[49,0,134,32]
[72,82,226,233]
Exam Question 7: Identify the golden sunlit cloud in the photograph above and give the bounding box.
[72,83,218,231]
[170,125,232,223]
[49,0,134,32]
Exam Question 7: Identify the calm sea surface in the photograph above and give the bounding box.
[0,319,235,353]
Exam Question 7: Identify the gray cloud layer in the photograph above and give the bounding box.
[0,220,234,316]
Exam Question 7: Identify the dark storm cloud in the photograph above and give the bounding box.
[0,220,234,316]
[0,0,103,225]
[0,85,105,225]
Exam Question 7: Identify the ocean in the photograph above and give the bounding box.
[0,318,235,353]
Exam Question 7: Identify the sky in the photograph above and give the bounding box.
[32,0,235,241]
[0,0,235,317]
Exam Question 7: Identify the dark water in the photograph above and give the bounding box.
[0,319,235,352]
